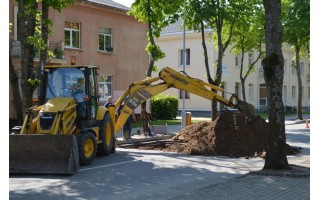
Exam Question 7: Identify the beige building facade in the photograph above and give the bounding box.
[154,25,310,112]
[9,0,149,119]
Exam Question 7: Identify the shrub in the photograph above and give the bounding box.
[151,94,178,120]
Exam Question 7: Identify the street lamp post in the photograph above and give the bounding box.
[181,0,186,129]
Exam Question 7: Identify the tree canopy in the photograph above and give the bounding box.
[129,0,182,76]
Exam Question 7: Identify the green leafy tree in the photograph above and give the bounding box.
[283,0,310,120]
[37,0,73,103]
[9,29,23,123]
[129,0,182,77]
[129,0,181,111]
[262,0,289,170]
[14,0,38,122]
[184,0,250,120]
[9,0,73,122]
[230,1,264,101]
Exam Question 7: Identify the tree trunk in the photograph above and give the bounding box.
[39,1,49,104]
[240,47,246,101]
[9,55,23,123]
[146,0,155,77]
[211,28,224,121]
[240,78,246,102]
[262,0,289,170]
[210,0,233,121]
[18,1,38,117]
[40,2,48,64]
[200,20,217,121]
[295,44,303,120]
[201,21,210,79]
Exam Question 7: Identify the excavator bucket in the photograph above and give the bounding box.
[9,134,79,175]
[237,101,256,116]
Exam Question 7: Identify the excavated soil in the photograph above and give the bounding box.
[135,111,301,158]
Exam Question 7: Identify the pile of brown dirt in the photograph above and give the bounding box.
[167,111,269,157]
[121,111,301,158]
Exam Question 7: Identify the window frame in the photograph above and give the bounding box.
[179,48,190,66]
[259,84,268,106]
[179,89,190,100]
[248,83,254,99]
[284,59,287,74]
[292,86,296,100]
[64,21,81,49]
[98,74,113,102]
[235,55,239,67]
[300,62,304,75]
[248,53,253,66]
[98,28,113,52]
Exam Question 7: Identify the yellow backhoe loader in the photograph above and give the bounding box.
[9,65,254,175]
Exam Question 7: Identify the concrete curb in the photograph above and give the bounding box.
[249,164,310,178]
[116,134,175,145]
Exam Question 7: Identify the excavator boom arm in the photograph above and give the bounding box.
[114,67,252,134]
[159,67,240,107]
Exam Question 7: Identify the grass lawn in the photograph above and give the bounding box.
[131,111,309,128]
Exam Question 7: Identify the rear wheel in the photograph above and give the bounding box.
[97,113,115,155]
[78,131,97,166]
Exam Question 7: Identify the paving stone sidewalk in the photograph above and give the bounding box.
[169,174,310,200]
[117,116,310,200]
[167,118,310,200]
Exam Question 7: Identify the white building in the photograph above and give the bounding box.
[154,21,310,113]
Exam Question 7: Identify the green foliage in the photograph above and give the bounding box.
[129,0,182,71]
[282,0,310,52]
[53,47,64,58]
[146,43,165,61]
[230,1,264,55]
[151,94,178,120]
[28,74,41,86]
[129,0,182,37]
[25,0,74,53]
[152,65,159,73]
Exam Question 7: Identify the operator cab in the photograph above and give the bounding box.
[43,65,99,120]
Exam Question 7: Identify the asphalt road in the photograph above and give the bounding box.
[9,123,310,200]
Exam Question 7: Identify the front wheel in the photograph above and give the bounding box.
[77,131,97,166]
[97,113,115,155]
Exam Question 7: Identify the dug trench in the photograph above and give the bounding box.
[118,111,301,158]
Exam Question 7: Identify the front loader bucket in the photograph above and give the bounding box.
[9,134,79,175]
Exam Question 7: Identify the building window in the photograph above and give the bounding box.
[179,90,190,99]
[248,83,253,99]
[292,86,296,99]
[235,82,240,96]
[284,59,287,74]
[235,55,239,67]
[292,60,296,74]
[99,75,113,101]
[248,53,253,66]
[300,62,304,75]
[179,48,190,66]
[259,84,267,106]
[65,21,80,48]
[283,85,287,104]
[99,28,113,52]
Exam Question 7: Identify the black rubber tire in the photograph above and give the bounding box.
[97,113,115,155]
[77,131,97,166]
